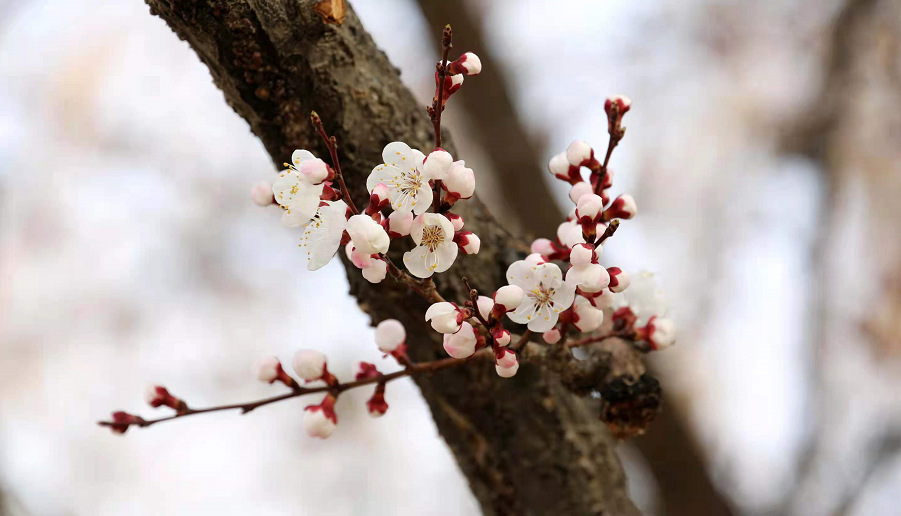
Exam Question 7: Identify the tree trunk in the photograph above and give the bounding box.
[143,1,640,514]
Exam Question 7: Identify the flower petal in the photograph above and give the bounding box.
[302,200,348,271]
[403,245,434,278]
[381,142,415,169]
[434,242,458,273]
[291,149,316,166]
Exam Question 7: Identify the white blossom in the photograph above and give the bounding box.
[566,251,610,293]
[404,213,458,278]
[443,321,477,358]
[347,214,390,255]
[292,349,327,382]
[251,181,273,206]
[366,142,431,215]
[272,169,324,227]
[300,200,348,271]
[505,259,576,332]
[425,302,462,334]
[375,319,405,352]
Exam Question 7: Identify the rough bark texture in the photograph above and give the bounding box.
[143,1,640,514]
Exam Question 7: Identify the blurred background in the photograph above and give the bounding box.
[1,0,900,514]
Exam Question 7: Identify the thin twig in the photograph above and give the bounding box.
[98,352,491,431]
[311,111,359,215]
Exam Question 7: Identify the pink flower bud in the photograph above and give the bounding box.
[454,231,480,255]
[346,243,373,269]
[548,152,581,184]
[251,181,274,206]
[375,319,405,353]
[496,359,520,378]
[569,243,594,267]
[644,317,676,350]
[361,258,388,283]
[422,149,454,181]
[605,94,632,117]
[292,349,328,382]
[493,285,524,312]
[446,212,464,231]
[108,411,145,434]
[444,161,475,199]
[303,394,338,439]
[586,288,616,309]
[530,238,555,256]
[495,348,518,369]
[370,182,390,204]
[347,214,390,254]
[426,302,462,334]
[476,295,494,321]
[577,193,605,222]
[492,327,512,347]
[608,267,631,293]
[299,158,329,184]
[254,355,281,383]
[443,322,477,358]
[566,140,594,167]
[447,52,482,76]
[543,328,562,344]
[569,181,593,204]
[573,297,604,332]
[603,194,637,220]
[144,385,186,412]
[386,210,414,237]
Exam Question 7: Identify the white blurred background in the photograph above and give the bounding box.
[1,0,899,515]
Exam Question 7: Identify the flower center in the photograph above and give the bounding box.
[400,172,423,197]
[421,225,444,251]
[529,283,555,309]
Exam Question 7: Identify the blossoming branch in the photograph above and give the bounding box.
[99,24,676,439]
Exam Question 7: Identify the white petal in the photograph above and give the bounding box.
[528,305,559,333]
[291,149,316,165]
[382,141,416,169]
[434,242,458,273]
[366,164,403,194]
[507,301,538,326]
[403,245,434,278]
[301,200,348,270]
[362,259,388,283]
[412,182,433,215]
[410,215,426,245]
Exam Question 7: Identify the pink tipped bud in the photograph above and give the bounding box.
[303,394,338,439]
[530,238,555,256]
[144,385,186,412]
[569,243,594,267]
[375,319,406,353]
[443,321,478,358]
[444,161,475,200]
[108,411,145,434]
[494,285,524,312]
[549,152,582,184]
[577,193,605,222]
[492,327,512,347]
[566,140,595,167]
[422,149,454,181]
[476,295,494,321]
[573,297,605,332]
[569,181,593,204]
[299,158,329,184]
[292,349,328,382]
[607,267,631,293]
[253,355,295,388]
[355,361,381,381]
[447,52,482,76]
[605,94,632,117]
[496,357,520,378]
[495,348,518,369]
[386,210,414,238]
[367,183,390,213]
[543,328,562,344]
[454,231,480,255]
[446,212,464,231]
[603,194,637,221]
[366,385,389,418]
[641,317,676,350]
[251,181,274,206]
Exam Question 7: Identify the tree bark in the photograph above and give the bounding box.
[143,1,641,514]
